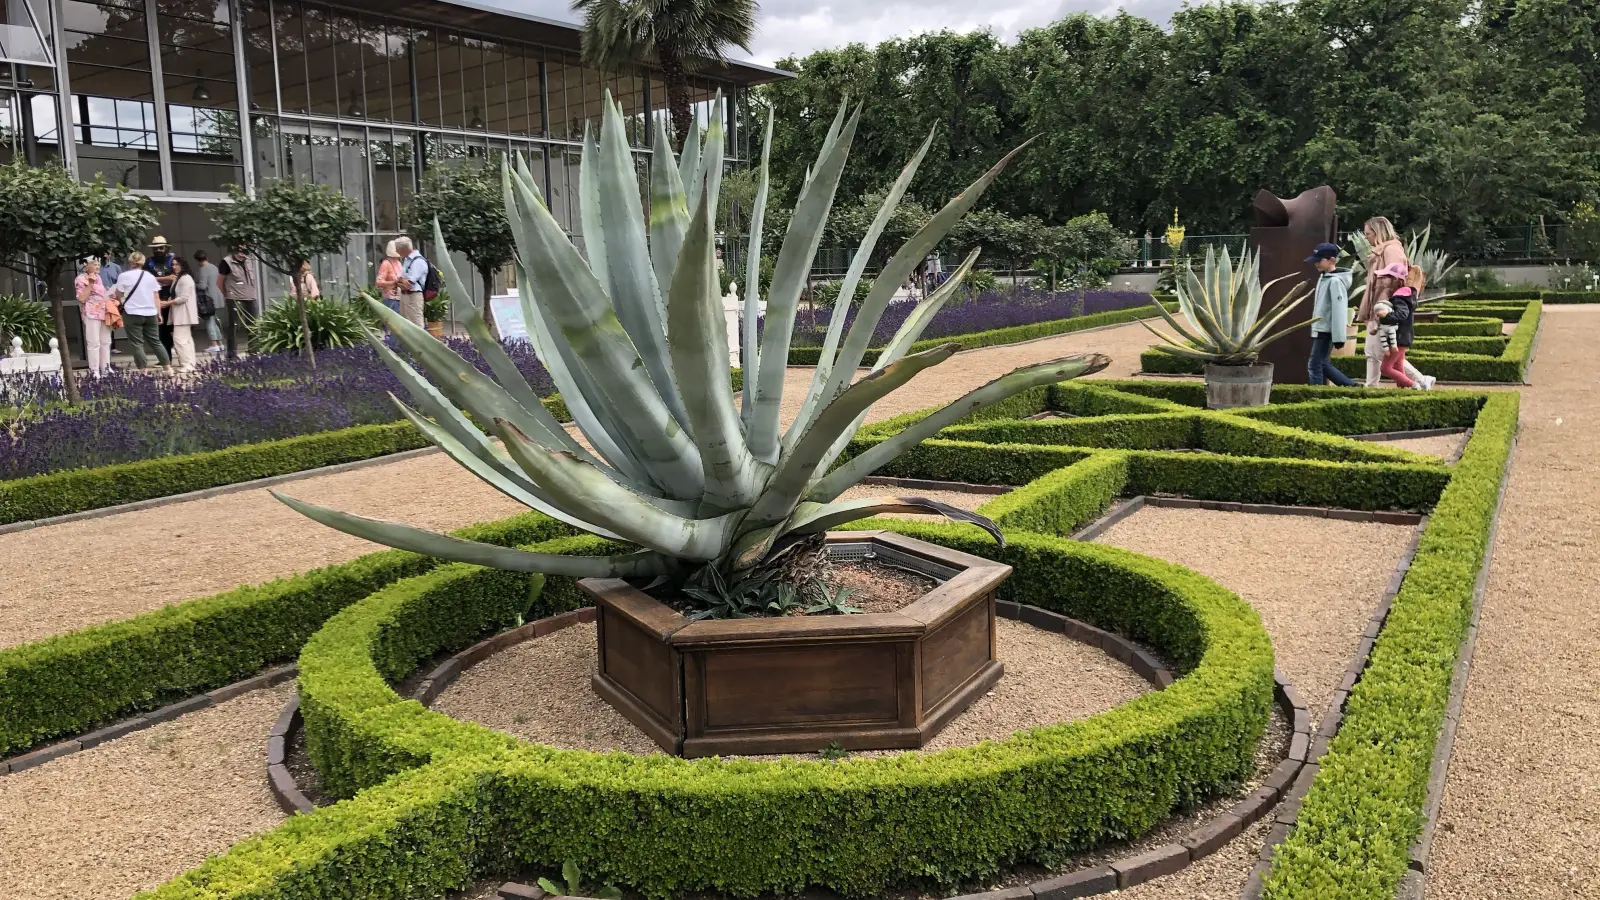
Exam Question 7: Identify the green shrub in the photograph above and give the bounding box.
[0,293,54,352]
[1262,392,1519,900]
[0,511,572,755]
[159,529,1273,900]
[248,296,373,352]
[1408,336,1508,355]
[1231,393,1483,435]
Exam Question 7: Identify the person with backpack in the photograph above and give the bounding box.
[396,237,430,328]
[193,250,224,354]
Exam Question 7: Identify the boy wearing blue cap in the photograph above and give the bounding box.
[1305,242,1356,386]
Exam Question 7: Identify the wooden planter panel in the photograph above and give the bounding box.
[583,532,1012,758]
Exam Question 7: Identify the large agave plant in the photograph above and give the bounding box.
[1142,245,1312,365]
[273,95,1107,584]
[1349,224,1457,302]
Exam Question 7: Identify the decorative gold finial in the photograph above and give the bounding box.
[1164,208,1185,251]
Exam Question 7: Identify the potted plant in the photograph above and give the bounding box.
[1142,245,1312,409]
[273,96,1108,756]
[423,289,449,337]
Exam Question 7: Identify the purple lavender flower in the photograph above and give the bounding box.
[0,338,555,480]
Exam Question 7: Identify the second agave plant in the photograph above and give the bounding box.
[274,94,1108,755]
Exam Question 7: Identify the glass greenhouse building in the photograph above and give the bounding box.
[1,0,784,325]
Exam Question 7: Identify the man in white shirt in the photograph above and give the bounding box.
[396,238,429,328]
[112,251,171,370]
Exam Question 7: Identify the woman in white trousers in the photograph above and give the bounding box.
[75,259,114,374]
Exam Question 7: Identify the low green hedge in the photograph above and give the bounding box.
[1541,290,1600,303]
[1142,302,1540,384]
[978,452,1129,535]
[1407,336,1509,355]
[785,302,1176,366]
[1414,316,1507,338]
[1440,289,1539,301]
[1263,391,1519,900]
[145,527,1272,900]
[1230,393,1483,435]
[0,511,573,756]
[0,422,430,526]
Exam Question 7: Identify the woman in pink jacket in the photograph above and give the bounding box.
[1357,217,1432,388]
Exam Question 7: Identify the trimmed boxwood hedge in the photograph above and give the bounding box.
[1541,290,1600,303]
[0,422,430,526]
[1414,315,1508,338]
[1139,301,1541,383]
[0,511,575,755]
[785,302,1177,366]
[1262,392,1519,900]
[141,528,1273,900]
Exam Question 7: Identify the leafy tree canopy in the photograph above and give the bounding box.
[761,0,1600,255]
[409,162,515,282]
[211,179,365,278]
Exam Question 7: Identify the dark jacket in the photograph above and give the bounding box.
[1379,290,1416,347]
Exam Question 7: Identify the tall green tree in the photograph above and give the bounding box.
[572,0,758,146]
[410,162,514,334]
[0,161,158,403]
[212,179,365,369]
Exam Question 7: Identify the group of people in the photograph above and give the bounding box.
[1306,216,1437,390]
[74,238,259,374]
[374,237,432,327]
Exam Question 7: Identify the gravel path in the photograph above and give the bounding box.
[434,619,1150,758]
[0,452,527,649]
[775,317,1178,425]
[1382,432,1468,461]
[1094,507,1415,731]
[1423,307,1600,899]
[3,320,1160,650]
[0,685,289,899]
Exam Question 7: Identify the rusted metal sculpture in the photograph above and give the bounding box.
[1248,187,1337,383]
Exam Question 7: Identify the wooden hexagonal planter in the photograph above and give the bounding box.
[583,531,1012,757]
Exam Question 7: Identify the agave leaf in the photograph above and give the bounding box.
[493,420,738,562]
[786,126,937,450]
[699,94,726,223]
[780,496,1004,546]
[813,138,1035,419]
[679,106,703,210]
[503,154,705,500]
[597,95,688,431]
[509,267,651,488]
[871,247,981,371]
[808,353,1111,501]
[1141,296,1213,349]
[747,102,863,464]
[740,106,774,425]
[578,124,610,298]
[668,184,767,512]
[363,297,581,459]
[649,118,690,307]
[389,395,625,540]
[272,491,672,577]
[746,342,958,528]
[429,221,607,468]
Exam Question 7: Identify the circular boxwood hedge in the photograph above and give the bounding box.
[146,526,1274,900]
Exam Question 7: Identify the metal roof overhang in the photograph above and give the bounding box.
[325,0,792,85]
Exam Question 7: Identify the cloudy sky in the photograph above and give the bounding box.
[487,1,1185,66]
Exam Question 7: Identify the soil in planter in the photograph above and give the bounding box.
[653,543,942,619]
[829,559,938,613]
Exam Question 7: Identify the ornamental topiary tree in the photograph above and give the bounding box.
[212,179,365,369]
[409,161,514,335]
[0,160,158,403]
